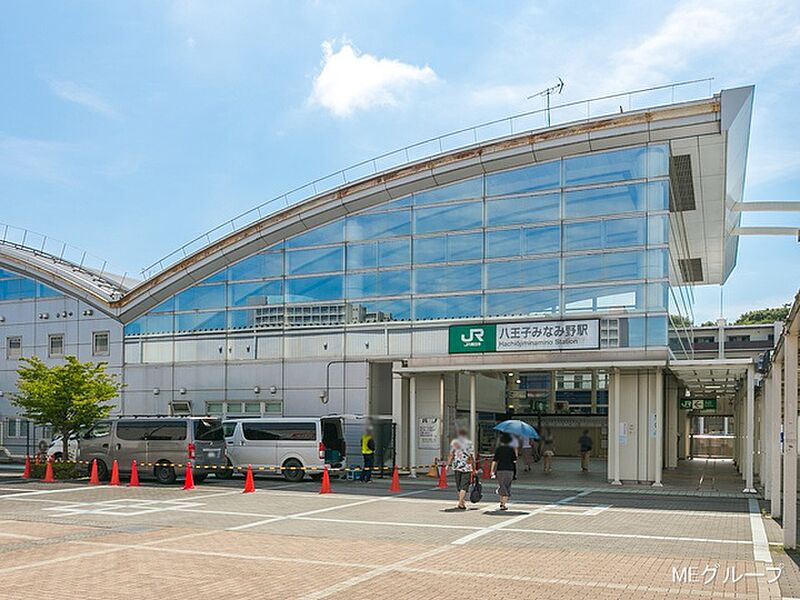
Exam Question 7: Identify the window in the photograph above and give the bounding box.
[194,418,224,441]
[487,193,560,226]
[485,162,560,196]
[414,264,482,294]
[564,184,647,218]
[48,334,64,358]
[116,422,155,441]
[413,294,482,320]
[412,177,482,205]
[92,331,110,356]
[84,421,111,439]
[169,401,192,416]
[486,258,559,289]
[286,246,344,275]
[242,421,316,441]
[6,336,21,359]
[485,290,559,317]
[7,418,25,438]
[414,201,483,234]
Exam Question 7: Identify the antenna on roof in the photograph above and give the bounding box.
[527,78,564,127]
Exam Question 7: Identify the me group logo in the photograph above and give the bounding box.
[448,324,496,353]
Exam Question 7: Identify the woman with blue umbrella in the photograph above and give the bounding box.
[491,421,539,510]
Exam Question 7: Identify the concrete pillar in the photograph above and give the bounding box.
[391,367,405,468]
[439,374,446,459]
[611,367,622,485]
[653,368,664,486]
[744,365,756,492]
[666,383,678,468]
[469,373,477,447]
[764,375,772,499]
[770,361,782,517]
[637,372,648,482]
[409,375,417,477]
[783,332,798,549]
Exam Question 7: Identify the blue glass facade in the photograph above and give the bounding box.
[125,144,672,347]
[0,269,62,302]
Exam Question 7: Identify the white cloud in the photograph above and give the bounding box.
[49,80,120,119]
[309,40,437,116]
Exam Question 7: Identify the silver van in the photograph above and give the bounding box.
[223,417,346,482]
[78,417,227,484]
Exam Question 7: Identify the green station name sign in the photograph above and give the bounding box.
[679,398,717,411]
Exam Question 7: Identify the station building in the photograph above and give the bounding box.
[0,83,788,490]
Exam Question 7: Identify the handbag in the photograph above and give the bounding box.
[469,473,483,503]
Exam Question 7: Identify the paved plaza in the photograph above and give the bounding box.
[0,460,794,599]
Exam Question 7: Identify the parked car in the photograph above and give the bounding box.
[78,417,227,484]
[223,416,346,482]
[47,433,79,461]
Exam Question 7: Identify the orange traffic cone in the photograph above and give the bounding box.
[128,460,140,487]
[88,459,100,485]
[427,459,439,478]
[22,455,30,479]
[243,464,255,493]
[482,458,491,480]
[319,465,332,494]
[437,463,448,489]
[109,459,120,486]
[389,464,401,493]
[42,459,55,483]
[183,463,195,490]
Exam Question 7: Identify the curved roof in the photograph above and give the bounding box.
[0,232,136,316]
[112,93,725,323]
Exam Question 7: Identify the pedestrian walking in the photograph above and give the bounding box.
[578,429,593,472]
[491,433,517,511]
[448,428,474,510]
[521,436,534,472]
[360,426,376,483]
[542,428,555,473]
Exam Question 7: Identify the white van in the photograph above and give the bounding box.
[223,417,346,482]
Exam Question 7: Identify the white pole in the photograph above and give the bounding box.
[439,374,446,460]
[469,373,477,446]
[763,375,772,500]
[744,364,756,493]
[783,332,798,549]
[409,376,417,478]
[770,361,782,517]
[653,367,663,487]
[611,367,622,485]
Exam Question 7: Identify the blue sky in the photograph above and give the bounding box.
[0,0,798,323]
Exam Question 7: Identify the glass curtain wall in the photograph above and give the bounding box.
[0,269,63,301]
[125,144,671,348]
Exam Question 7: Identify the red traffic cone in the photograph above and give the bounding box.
[319,465,332,494]
[389,464,401,493]
[437,463,448,489]
[183,463,195,490]
[482,458,491,480]
[42,459,55,483]
[22,455,30,479]
[109,459,120,486]
[88,459,100,485]
[128,460,140,487]
[243,465,255,493]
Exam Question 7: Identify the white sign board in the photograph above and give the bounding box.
[418,417,440,449]
[495,319,600,352]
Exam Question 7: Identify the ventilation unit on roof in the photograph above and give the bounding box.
[678,258,704,283]
[669,155,696,212]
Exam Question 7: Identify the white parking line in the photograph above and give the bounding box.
[227,488,431,531]
[450,490,592,545]
[501,526,750,545]
[0,486,96,498]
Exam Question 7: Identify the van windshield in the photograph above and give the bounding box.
[194,419,224,442]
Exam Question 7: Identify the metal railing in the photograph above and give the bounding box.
[0,222,134,295]
[140,78,714,280]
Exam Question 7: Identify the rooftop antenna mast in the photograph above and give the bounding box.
[528,78,564,127]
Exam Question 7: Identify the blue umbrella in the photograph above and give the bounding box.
[494,420,540,440]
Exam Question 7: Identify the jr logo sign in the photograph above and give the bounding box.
[448,324,496,353]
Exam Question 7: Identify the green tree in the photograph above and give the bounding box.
[734,304,790,325]
[11,356,122,459]
[669,314,693,328]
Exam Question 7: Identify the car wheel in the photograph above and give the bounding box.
[282,459,305,482]
[95,459,109,482]
[154,463,176,484]
[215,460,234,480]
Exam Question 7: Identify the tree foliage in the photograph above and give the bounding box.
[734,304,790,325]
[11,356,122,459]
